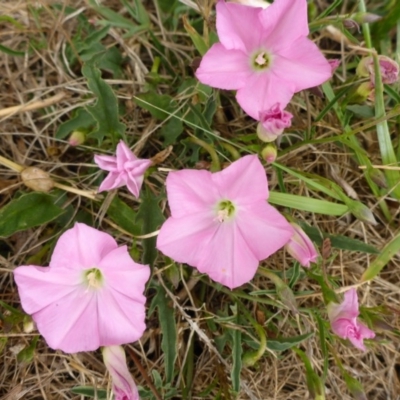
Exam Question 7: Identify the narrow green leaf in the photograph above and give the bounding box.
[82,56,126,144]
[136,189,165,266]
[135,92,177,121]
[267,332,314,352]
[0,193,65,238]
[151,285,177,384]
[0,43,25,56]
[183,15,209,56]
[268,192,348,216]
[361,231,400,281]
[107,195,141,236]
[230,305,242,394]
[70,386,107,399]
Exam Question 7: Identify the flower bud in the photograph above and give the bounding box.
[68,130,86,146]
[347,82,375,104]
[102,346,139,400]
[23,316,35,334]
[257,103,292,142]
[261,143,277,164]
[348,199,377,225]
[285,223,318,268]
[352,12,382,24]
[21,167,54,193]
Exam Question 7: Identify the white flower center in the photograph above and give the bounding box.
[83,268,103,290]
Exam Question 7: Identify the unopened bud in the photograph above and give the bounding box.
[23,316,35,334]
[68,130,85,146]
[343,19,360,32]
[348,200,377,225]
[261,143,277,164]
[352,12,382,24]
[369,168,387,188]
[21,167,54,193]
[347,82,375,104]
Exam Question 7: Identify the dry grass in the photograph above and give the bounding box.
[1,0,400,399]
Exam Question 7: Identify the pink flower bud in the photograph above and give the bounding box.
[102,346,140,400]
[357,55,399,85]
[327,289,375,351]
[68,130,86,146]
[257,104,293,142]
[261,143,277,164]
[285,223,318,267]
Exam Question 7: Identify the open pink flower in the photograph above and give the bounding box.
[256,103,293,142]
[156,155,294,289]
[14,223,150,353]
[94,140,152,198]
[327,289,375,351]
[195,0,332,120]
[285,223,318,267]
[103,346,140,400]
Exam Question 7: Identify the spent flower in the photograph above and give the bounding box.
[156,155,294,289]
[14,223,150,353]
[356,55,399,85]
[256,103,292,142]
[195,0,332,120]
[327,288,375,351]
[95,140,152,198]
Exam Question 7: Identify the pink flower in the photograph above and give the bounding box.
[327,289,375,351]
[357,55,399,85]
[284,223,318,267]
[94,140,152,198]
[156,155,294,289]
[195,0,332,120]
[256,103,292,142]
[13,223,150,353]
[102,346,140,400]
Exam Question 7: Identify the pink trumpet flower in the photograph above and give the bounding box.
[14,223,150,353]
[256,103,293,142]
[195,0,332,120]
[328,288,375,351]
[102,346,140,400]
[285,223,318,267]
[156,155,294,289]
[94,140,152,198]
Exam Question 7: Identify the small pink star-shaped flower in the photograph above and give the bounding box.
[94,140,152,198]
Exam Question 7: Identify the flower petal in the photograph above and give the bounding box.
[94,154,118,172]
[259,0,309,51]
[216,0,264,52]
[236,202,294,260]
[116,141,133,168]
[50,223,118,270]
[165,169,218,218]
[98,171,126,192]
[213,155,269,203]
[196,43,252,90]
[236,71,294,119]
[157,212,217,267]
[272,38,332,92]
[329,288,360,322]
[197,221,259,289]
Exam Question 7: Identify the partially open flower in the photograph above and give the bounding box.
[285,223,318,267]
[102,346,139,400]
[327,288,375,351]
[257,104,293,142]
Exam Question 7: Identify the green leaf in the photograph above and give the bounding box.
[230,305,242,394]
[107,195,141,236]
[299,223,380,254]
[55,108,95,140]
[70,386,107,399]
[183,15,209,56]
[268,192,348,216]
[361,231,400,281]
[0,43,25,56]
[136,189,165,266]
[135,92,177,121]
[0,193,65,238]
[82,56,126,144]
[150,285,177,384]
[267,332,314,352]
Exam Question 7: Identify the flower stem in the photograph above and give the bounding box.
[188,135,221,171]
